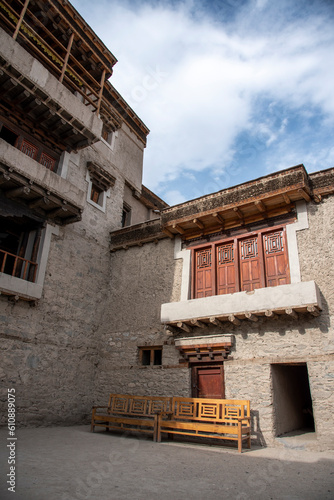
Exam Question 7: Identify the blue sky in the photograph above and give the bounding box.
[71,0,334,205]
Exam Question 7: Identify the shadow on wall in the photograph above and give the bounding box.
[251,409,267,447]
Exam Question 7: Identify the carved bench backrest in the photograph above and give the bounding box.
[108,394,172,417]
[172,397,250,423]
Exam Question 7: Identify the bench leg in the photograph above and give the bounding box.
[247,434,251,449]
[91,422,95,432]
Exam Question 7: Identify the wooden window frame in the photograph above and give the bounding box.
[191,225,290,299]
[138,346,163,366]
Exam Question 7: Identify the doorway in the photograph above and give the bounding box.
[271,363,315,436]
[192,365,225,398]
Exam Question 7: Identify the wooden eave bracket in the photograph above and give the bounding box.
[163,303,321,332]
[87,161,115,190]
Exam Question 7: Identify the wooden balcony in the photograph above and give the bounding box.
[0,249,38,282]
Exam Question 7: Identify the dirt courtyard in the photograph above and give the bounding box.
[1,425,334,500]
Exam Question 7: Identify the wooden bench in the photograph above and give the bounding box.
[91,394,173,437]
[154,397,251,452]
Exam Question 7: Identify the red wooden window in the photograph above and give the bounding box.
[39,152,57,172]
[193,226,290,298]
[20,139,38,159]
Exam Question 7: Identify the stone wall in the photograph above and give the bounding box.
[99,194,334,450]
[0,122,147,426]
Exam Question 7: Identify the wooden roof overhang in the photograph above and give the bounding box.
[0,162,82,224]
[161,165,313,240]
[0,57,99,152]
[164,302,321,335]
[0,0,150,146]
[110,219,168,252]
[176,341,233,364]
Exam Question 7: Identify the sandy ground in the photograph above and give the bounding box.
[1,425,334,500]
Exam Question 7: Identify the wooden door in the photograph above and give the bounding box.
[239,236,261,291]
[194,247,213,298]
[192,365,225,398]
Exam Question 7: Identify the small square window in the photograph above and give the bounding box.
[139,347,162,366]
[90,183,104,206]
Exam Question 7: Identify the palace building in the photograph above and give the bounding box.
[1,0,333,451]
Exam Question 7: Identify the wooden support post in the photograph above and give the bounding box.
[176,322,192,333]
[228,314,241,326]
[209,317,224,327]
[190,319,206,328]
[13,0,30,40]
[96,68,106,116]
[285,308,298,319]
[245,312,258,322]
[307,306,320,317]
[60,32,75,83]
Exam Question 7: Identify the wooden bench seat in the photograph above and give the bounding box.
[154,397,251,452]
[91,394,173,436]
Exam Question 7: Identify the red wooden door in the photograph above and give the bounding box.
[194,247,213,298]
[216,242,236,295]
[263,230,289,287]
[239,236,261,291]
[192,366,225,398]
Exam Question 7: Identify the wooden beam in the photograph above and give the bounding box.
[0,173,11,185]
[165,324,178,334]
[307,306,320,317]
[193,218,204,229]
[233,207,244,222]
[162,227,174,239]
[212,212,225,226]
[209,316,224,327]
[190,319,206,328]
[29,197,50,209]
[298,188,311,202]
[245,312,258,322]
[282,193,290,204]
[265,310,278,319]
[176,322,192,333]
[13,0,30,41]
[228,314,241,326]
[6,186,30,197]
[285,308,298,319]
[254,200,266,213]
[96,68,107,116]
[172,224,185,235]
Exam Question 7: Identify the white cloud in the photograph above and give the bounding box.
[72,0,334,199]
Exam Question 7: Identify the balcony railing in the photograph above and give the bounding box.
[0,249,38,283]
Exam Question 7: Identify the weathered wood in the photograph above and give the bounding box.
[245,312,258,322]
[193,218,204,229]
[285,308,298,319]
[209,317,224,327]
[6,186,30,197]
[190,319,206,328]
[177,322,192,333]
[307,306,320,317]
[265,310,278,319]
[228,314,241,326]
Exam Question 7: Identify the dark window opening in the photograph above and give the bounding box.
[90,183,104,206]
[271,363,315,437]
[0,215,42,283]
[139,347,162,366]
[122,203,131,227]
[0,126,19,146]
